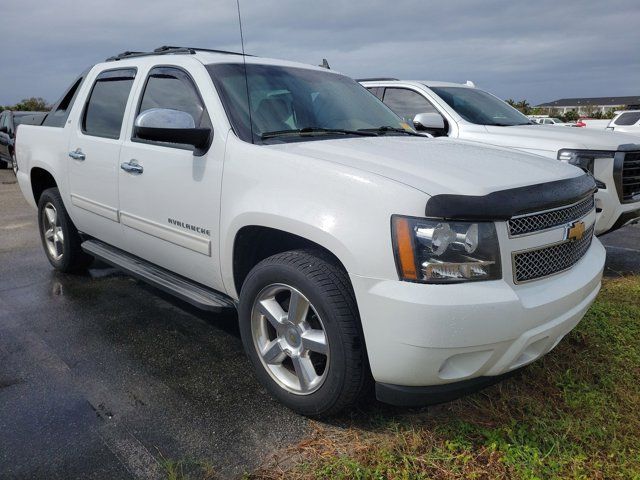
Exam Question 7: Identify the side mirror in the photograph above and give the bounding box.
[0,126,8,134]
[134,108,212,155]
[413,112,446,133]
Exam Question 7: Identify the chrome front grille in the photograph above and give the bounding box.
[622,151,640,203]
[508,196,595,236]
[512,224,594,283]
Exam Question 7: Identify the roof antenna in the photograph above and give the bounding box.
[320,58,330,69]
[236,0,254,143]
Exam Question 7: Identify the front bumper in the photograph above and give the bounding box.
[593,150,640,234]
[594,186,640,235]
[350,239,605,392]
[375,372,516,407]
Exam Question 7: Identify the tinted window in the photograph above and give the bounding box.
[614,112,640,126]
[44,76,85,128]
[14,113,46,127]
[382,88,438,123]
[430,86,532,126]
[83,69,136,139]
[208,63,406,144]
[366,87,383,100]
[137,67,207,129]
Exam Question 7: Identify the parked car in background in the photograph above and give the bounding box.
[15,46,604,416]
[529,116,575,127]
[0,110,47,174]
[607,110,640,136]
[360,79,640,235]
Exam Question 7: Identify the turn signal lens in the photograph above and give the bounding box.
[393,217,418,280]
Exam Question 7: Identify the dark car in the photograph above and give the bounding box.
[0,110,47,174]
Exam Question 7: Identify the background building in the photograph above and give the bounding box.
[536,96,640,115]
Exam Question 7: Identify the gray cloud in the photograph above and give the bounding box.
[1,0,638,105]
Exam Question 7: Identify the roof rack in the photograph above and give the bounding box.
[356,77,399,82]
[106,45,250,62]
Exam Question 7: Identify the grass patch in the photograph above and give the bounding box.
[249,276,640,480]
[160,456,216,480]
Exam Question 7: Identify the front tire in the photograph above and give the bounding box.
[239,250,369,417]
[37,187,92,272]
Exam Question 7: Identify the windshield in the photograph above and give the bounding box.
[207,63,409,143]
[429,86,533,126]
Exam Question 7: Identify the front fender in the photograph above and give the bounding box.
[219,136,428,298]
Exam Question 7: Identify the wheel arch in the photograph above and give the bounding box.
[30,167,58,205]
[230,223,354,299]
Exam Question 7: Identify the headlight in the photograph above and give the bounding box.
[557,149,615,174]
[391,215,501,283]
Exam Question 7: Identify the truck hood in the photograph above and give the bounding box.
[481,124,640,153]
[266,136,582,196]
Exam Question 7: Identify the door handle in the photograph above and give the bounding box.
[120,160,143,175]
[68,148,86,161]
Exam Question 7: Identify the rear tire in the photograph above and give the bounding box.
[11,152,18,176]
[239,249,369,417]
[37,187,93,272]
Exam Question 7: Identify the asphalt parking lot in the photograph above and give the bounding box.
[1,169,639,479]
[0,170,307,479]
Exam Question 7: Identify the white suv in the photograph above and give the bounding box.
[15,47,604,415]
[607,110,640,136]
[361,80,640,235]
[529,116,573,127]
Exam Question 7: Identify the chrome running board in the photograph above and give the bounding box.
[82,239,236,313]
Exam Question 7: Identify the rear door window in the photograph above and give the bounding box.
[82,68,136,139]
[382,88,438,123]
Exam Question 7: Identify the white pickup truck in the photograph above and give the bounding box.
[15,47,604,416]
[361,80,640,235]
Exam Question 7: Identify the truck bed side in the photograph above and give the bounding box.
[15,124,70,209]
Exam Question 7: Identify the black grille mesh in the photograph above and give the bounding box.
[622,151,640,203]
[508,196,595,236]
[513,225,594,283]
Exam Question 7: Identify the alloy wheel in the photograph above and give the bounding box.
[42,203,64,261]
[251,283,330,395]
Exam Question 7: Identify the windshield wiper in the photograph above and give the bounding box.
[358,126,424,137]
[261,127,377,140]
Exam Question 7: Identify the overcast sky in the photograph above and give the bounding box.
[1,0,638,106]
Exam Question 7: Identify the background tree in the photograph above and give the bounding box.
[562,110,580,122]
[12,97,50,111]
[505,99,532,115]
[516,100,531,115]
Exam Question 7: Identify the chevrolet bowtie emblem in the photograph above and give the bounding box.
[565,220,586,242]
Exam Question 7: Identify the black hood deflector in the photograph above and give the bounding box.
[425,174,597,221]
